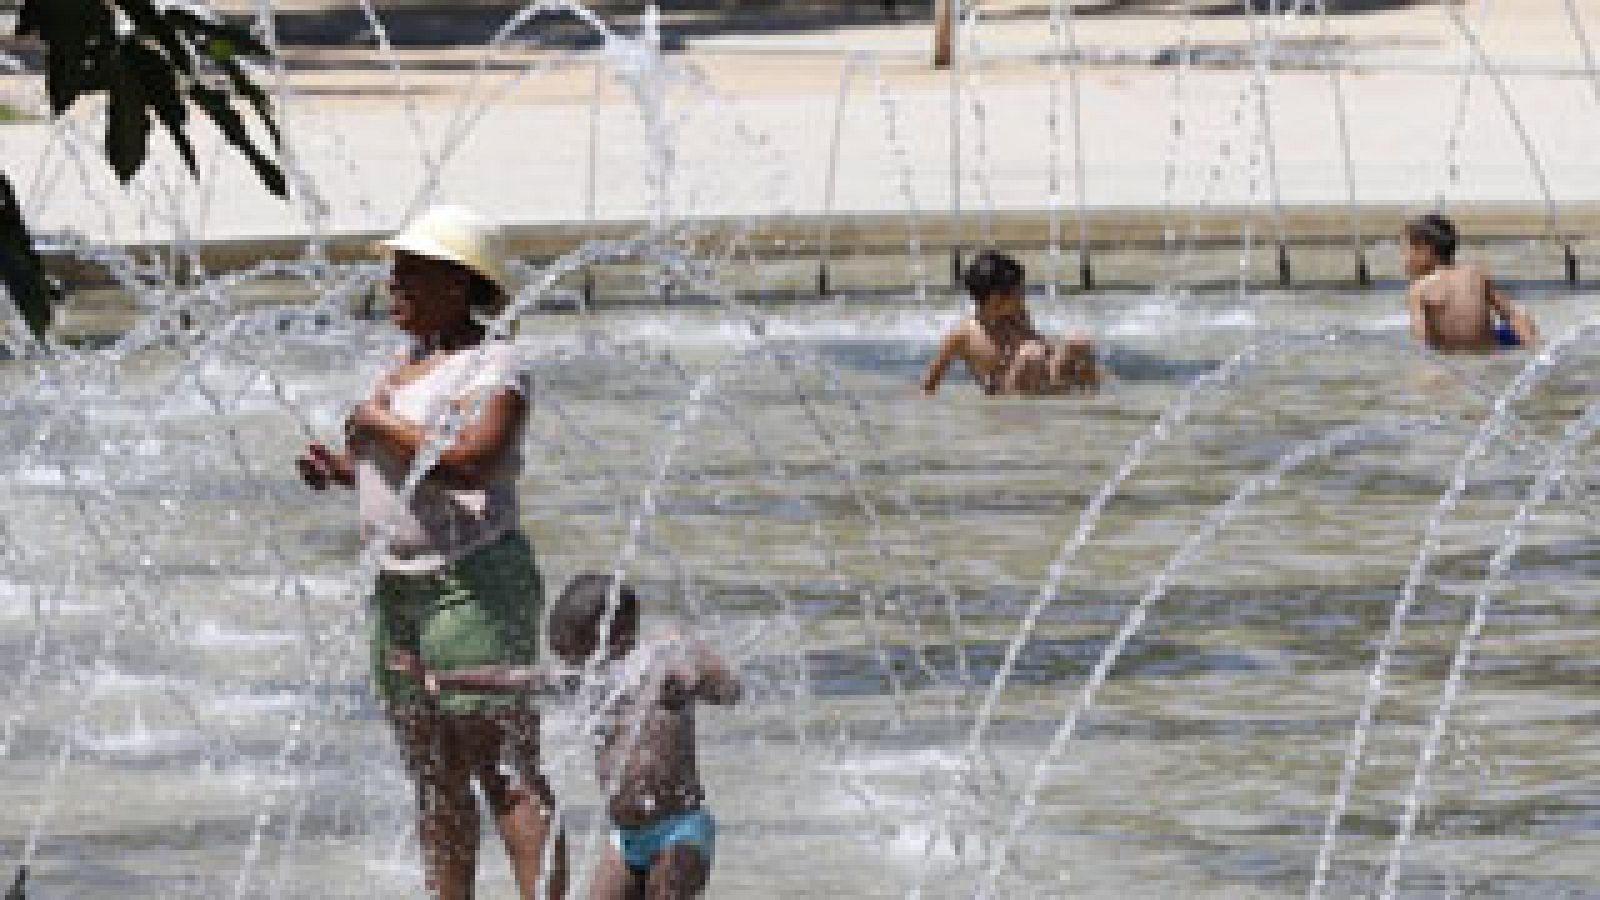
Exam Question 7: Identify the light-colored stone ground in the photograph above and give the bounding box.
[3,0,1600,244]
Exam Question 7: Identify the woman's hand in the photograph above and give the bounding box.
[296,448,332,490]
[336,368,527,491]
[295,442,354,490]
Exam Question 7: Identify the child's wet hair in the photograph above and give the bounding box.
[1406,214,1458,264]
[963,251,1025,304]
[551,571,639,652]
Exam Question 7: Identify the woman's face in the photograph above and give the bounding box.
[387,252,472,338]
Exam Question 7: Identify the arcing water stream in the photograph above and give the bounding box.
[4,2,1600,897]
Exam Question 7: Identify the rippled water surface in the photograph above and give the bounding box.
[3,286,1599,898]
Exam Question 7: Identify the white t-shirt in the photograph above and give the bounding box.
[356,341,531,572]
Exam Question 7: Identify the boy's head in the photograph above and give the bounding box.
[963,251,1026,318]
[1404,214,1458,277]
[549,571,639,666]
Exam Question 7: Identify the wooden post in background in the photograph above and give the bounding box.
[934,0,954,68]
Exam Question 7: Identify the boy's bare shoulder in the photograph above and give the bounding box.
[948,317,982,345]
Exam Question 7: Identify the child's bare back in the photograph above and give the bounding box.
[1411,264,1503,353]
[1403,215,1537,354]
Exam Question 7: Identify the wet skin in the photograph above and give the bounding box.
[921,289,1099,395]
[1403,237,1538,355]
[295,251,563,900]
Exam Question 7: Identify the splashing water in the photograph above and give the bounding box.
[5,1,1600,897]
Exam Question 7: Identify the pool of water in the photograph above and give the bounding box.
[3,286,1599,897]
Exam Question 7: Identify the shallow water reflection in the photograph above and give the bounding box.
[4,291,1600,896]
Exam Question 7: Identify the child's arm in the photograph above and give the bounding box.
[921,330,965,395]
[1488,281,1538,347]
[693,643,741,705]
[662,640,741,707]
[386,648,441,703]
[1406,283,1430,345]
[386,651,574,696]
[431,665,573,694]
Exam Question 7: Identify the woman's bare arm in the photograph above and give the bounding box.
[348,387,527,490]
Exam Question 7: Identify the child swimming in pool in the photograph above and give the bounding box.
[1404,213,1538,354]
[392,572,741,899]
[921,251,1100,395]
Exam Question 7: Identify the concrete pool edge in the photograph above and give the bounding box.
[39,203,1599,304]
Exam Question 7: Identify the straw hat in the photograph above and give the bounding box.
[378,205,512,297]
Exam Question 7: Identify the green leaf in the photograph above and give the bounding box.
[16,0,88,41]
[16,0,45,36]
[0,170,59,340]
[216,56,281,147]
[123,41,197,176]
[164,9,272,58]
[18,0,289,268]
[44,45,81,115]
[36,1,116,115]
[103,46,152,183]
[189,85,287,198]
[111,0,194,75]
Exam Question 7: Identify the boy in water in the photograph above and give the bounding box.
[921,251,1100,395]
[1404,213,1538,353]
[391,573,740,899]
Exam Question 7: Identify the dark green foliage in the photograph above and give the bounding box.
[0,171,58,340]
[3,0,286,339]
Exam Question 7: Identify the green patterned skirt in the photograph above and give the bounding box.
[370,529,544,715]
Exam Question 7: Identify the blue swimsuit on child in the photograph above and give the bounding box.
[613,808,716,872]
[1495,321,1521,347]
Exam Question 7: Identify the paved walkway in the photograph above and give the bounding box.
[4,0,1600,245]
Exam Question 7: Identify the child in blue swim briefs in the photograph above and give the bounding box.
[395,572,741,898]
[555,573,740,898]
[1403,214,1538,354]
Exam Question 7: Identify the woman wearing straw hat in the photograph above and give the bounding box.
[295,206,567,899]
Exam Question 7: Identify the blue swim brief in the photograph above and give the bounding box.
[1495,321,1521,347]
[612,808,716,873]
